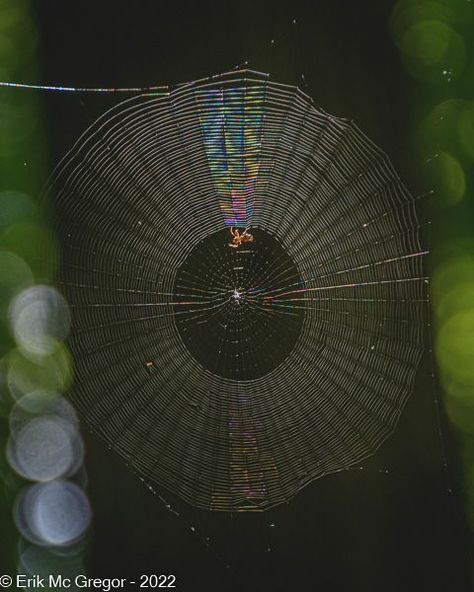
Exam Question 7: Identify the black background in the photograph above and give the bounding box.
[31,1,471,590]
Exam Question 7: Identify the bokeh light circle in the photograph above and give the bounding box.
[0,251,33,317]
[15,481,91,546]
[19,543,85,581]
[396,19,466,83]
[7,415,83,482]
[9,285,70,358]
[6,346,73,400]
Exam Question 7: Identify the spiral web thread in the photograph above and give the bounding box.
[44,69,428,511]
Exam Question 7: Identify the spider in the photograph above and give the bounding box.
[228,227,254,249]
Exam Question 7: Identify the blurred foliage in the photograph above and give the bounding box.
[0,0,63,577]
[391,0,474,545]
[5,346,73,400]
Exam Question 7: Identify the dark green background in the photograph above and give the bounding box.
[25,1,472,590]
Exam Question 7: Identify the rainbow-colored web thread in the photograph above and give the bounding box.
[196,86,264,227]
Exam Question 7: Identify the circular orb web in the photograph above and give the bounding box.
[43,70,427,512]
[174,228,305,380]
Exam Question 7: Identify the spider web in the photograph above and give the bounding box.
[44,69,428,512]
